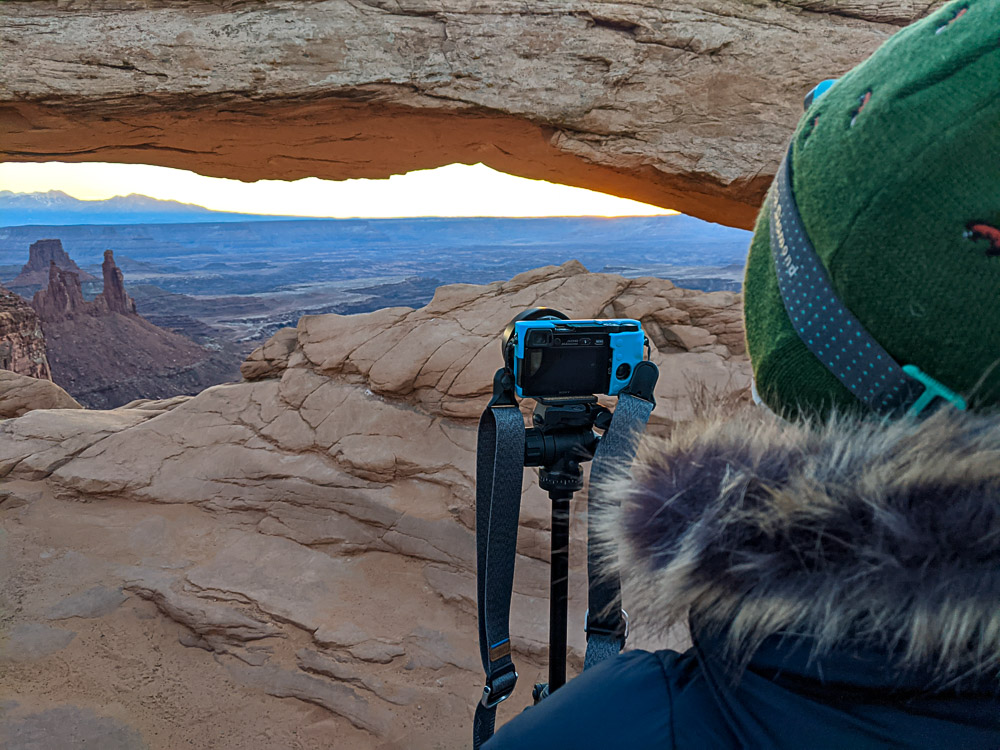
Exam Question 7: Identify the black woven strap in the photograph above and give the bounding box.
[583,388,654,669]
[583,362,659,669]
[473,362,657,745]
[769,145,923,415]
[473,398,525,749]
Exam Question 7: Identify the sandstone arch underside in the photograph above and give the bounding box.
[0,1,935,229]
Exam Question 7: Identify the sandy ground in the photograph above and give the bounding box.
[0,482,559,750]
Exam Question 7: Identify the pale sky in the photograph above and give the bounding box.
[0,161,677,219]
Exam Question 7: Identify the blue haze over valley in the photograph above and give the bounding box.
[0,191,751,349]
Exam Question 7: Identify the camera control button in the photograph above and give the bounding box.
[616,363,632,381]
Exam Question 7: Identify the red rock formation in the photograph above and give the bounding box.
[32,250,137,321]
[8,239,97,289]
[31,262,86,321]
[29,248,236,408]
[0,284,51,380]
[0,2,935,229]
[96,250,136,315]
[0,264,749,749]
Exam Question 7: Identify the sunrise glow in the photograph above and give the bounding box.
[0,161,677,219]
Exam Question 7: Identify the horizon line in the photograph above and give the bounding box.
[0,213,688,228]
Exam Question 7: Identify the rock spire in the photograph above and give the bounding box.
[32,261,86,321]
[31,250,136,321]
[26,246,227,408]
[97,249,137,315]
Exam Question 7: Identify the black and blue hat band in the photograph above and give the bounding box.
[767,145,963,417]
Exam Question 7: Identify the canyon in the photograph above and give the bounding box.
[1,262,749,748]
[0,214,752,332]
[9,244,239,409]
[0,216,752,409]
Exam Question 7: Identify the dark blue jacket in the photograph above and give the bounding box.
[487,634,1000,749]
[486,409,1000,748]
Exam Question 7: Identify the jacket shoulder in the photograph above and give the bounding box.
[484,650,678,750]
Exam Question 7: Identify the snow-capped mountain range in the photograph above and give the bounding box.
[0,191,284,226]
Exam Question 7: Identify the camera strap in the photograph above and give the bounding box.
[584,385,655,668]
[472,364,657,748]
[473,370,525,750]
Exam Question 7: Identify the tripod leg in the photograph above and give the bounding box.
[548,490,571,691]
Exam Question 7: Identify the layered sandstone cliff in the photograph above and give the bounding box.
[0,1,936,229]
[0,264,748,749]
[0,285,51,381]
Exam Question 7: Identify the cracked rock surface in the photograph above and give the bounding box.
[0,0,935,228]
[0,370,81,419]
[0,287,51,382]
[0,265,747,748]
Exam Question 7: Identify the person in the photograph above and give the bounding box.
[484,0,1000,746]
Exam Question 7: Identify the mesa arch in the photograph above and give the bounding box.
[0,1,935,229]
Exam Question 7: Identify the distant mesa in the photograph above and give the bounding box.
[8,238,98,289]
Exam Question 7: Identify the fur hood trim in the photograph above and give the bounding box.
[596,407,1000,680]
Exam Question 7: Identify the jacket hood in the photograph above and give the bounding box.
[596,407,1000,685]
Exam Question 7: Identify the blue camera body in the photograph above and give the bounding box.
[511,318,646,399]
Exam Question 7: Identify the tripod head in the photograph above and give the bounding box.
[488,365,611,496]
[526,397,609,495]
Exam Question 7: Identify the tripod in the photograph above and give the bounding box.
[523,396,611,694]
[472,309,657,748]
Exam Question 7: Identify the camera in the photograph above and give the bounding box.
[473,308,658,736]
[503,313,647,399]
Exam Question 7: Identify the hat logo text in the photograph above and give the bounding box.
[774,199,799,277]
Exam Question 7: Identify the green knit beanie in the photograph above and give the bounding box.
[744,0,1000,420]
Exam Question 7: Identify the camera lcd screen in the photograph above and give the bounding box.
[521,342,611,397]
